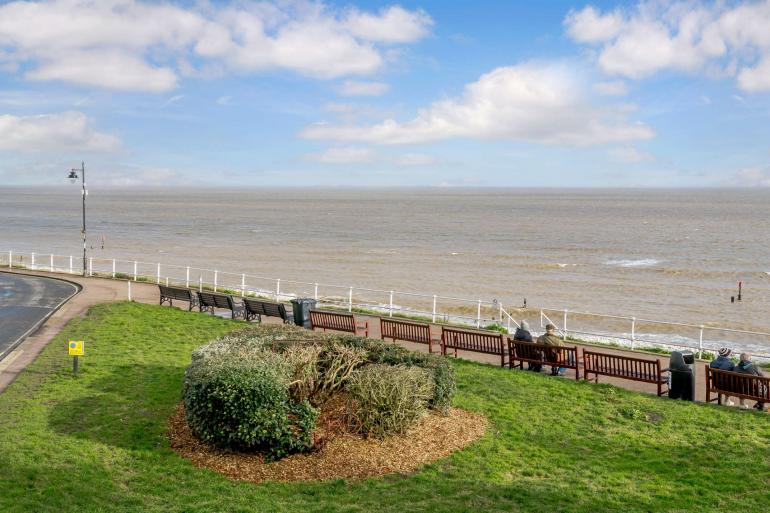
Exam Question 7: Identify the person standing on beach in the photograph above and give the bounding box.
[537,324,565,376]
[734,353,765,410]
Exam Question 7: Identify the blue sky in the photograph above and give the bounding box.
[1,0,769,187]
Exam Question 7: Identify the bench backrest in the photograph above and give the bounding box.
[197,291,234,310]
[158,284,193,301]
[583,350,662,381]
[441,327,504,355]
[509,339,578,366]
[243,298,288,319]
[380,318,431,344]
[310,310,356,333]
[707,367,770,401]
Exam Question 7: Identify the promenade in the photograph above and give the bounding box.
[0,269,721,403]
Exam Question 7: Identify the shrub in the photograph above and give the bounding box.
[283,344,323,403]
[347,364,434,438]
[183,343,317,460]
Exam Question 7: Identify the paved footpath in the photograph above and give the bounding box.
[0,269,721,404]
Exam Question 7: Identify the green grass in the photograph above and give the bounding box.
[1,302,768,513]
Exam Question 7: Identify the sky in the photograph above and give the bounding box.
[1,0,769,188]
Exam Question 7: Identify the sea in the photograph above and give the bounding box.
[2,187,769,355]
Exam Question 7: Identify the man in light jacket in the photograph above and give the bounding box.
[734,353,765,410]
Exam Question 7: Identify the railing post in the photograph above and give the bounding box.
[31,252,35,269]
[185,267,190,288]
[241,274,245,297]
[563,309,568,340]
[156,263,161,284]
[698,325,704,359]
[165,277,169,286]
[432,295,437,323]
[540,310,544,328]
[199,275,203,292]
[112,259,116,278]
[314,283,318,300]
[476,300,482,328]
[133,261,137,281]
[348,286,353,312]
[50,253,54,271]
[88,257,93,276]
[213,270,218,292]
[389,290,394,317]
[127,280,132,301]
[631,317,636,350]
[498,302,503,323]
[69,255,73,274]
[275,279,281,300]
[8,250,11,268]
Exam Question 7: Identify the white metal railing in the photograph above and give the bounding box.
[3,248,770,360]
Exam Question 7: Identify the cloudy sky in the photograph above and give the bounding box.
[1,0,769,187]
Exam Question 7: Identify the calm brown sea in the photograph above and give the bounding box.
[2,187,769,348]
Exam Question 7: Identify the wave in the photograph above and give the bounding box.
[604,258,661,268]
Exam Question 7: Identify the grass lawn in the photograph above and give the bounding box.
[1,302,768,513]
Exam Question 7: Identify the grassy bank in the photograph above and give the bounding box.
[0,302,768,513]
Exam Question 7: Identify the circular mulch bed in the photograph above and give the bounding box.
[168,401,487,483]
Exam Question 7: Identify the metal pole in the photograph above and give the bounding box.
[8,250,11,268]
[31,252,35,269]
[165,277,169,286]
[314,283,319,301]
[389,291,394,317]
[348,287,353,312]
[631,317,636,350]
[69,255,73,274]
[156,263,160,284]
[698,325,704,359]
[432,295,437,323]
[476,300,481,328]
[88,257,93,276]
[133,261,137,281]
[276,279,281,300]
[241,274,245,297]
[185,267,190,288]
[112,259,116,278]
[199,275,202,292]
[213,271,218,292]
[50,253,54,271]
[563,309,568,341]
[127,280,132,301]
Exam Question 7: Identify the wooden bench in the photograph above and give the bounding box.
[583,349,668,396]
[706,367,769,408]
[243,298,293,324]
[380,318,436,352]
[196,291,241,319]
[158,284,199,311]
[309,310,368,337]
[441,327,506,367]
[508,339,580,379]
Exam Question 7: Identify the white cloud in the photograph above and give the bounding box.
[301,62,654,146]
[305,146,377,165]
[565,1,770,91]
[724,167,770,187]
[216,95,234,106]
[338,80,390,96]
[607,145,654,164]
[0,111,120,152]
[343,6,433,43]
[393,153,438,166]
[0,0,433,92]
[594,80,629,96]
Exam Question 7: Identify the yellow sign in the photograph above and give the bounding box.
[68,341,84,356]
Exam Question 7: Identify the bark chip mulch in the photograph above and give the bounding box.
[168,403,487,483]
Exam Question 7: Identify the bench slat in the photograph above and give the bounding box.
[310,310,368,337]
[380,318,433,352]
[441,327,506,367]
[508,339,580,379]
[583,349,667,396]
[706,367,769,406]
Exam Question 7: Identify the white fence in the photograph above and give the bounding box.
[3,248,770,360]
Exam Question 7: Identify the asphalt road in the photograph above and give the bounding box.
[0,273,79,360]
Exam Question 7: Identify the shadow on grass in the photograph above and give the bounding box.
[48,363,184,451]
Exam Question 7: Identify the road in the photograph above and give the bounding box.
[0,272,79,360]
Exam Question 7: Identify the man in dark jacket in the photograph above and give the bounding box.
[734,353,765,410]
[513,320,536,370]
[710,348,736,405]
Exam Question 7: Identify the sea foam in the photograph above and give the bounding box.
[605,258,661,268]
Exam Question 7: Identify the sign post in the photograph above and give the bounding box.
[68,341,84,377]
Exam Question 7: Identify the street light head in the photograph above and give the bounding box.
[68,170,78,183]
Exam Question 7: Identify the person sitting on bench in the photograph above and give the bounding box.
[537,324,565,376]
[734,353,765,410]
[513,320,537,370]
[710,347,736,406]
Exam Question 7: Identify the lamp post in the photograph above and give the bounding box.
[68,162,87,276]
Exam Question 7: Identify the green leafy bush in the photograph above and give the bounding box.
[347,364,435,438]
[183,342,317,460]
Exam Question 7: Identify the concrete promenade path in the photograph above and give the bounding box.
[0,269,723,405]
